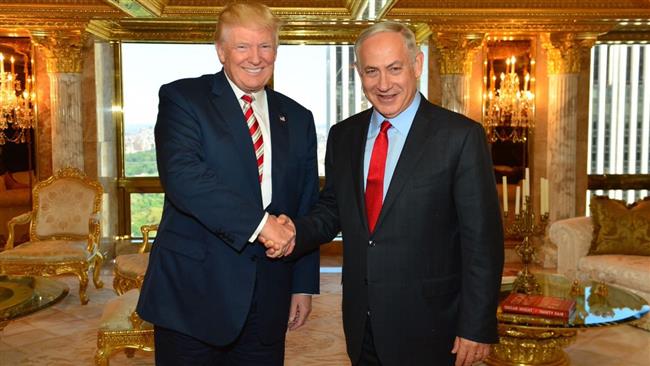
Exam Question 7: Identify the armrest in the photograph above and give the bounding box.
[548,216,593,276]
[139,224,159,254]
[5,211,32,250]
[87,213,101,253]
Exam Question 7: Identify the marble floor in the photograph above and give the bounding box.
[1,257,649,365]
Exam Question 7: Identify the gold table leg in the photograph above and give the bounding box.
[485,325,577,366]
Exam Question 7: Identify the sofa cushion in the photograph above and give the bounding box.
[589,196,650,256]
[579,254,650,293]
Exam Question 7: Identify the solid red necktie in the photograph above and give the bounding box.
[241,94,264,183]
[365,120,391,234]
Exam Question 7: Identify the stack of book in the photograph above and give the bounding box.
[500,293,576,321]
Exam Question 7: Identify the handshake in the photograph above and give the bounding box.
[258,214,296,258]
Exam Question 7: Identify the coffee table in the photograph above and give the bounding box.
[0,275,69,331]
[486,273,649,366]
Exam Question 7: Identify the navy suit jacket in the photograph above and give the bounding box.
[294,96,504,365]
[137,70,320,346]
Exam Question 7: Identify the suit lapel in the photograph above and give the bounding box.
[351,110,373,233]
[375,98,438,231]
[266,88,289,210]
[209,71,262,204]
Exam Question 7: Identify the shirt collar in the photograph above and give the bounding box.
[224,70,267,106]
[370,92,421,136]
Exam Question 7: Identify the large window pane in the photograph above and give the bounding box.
[587,43,650,208]
[121,43,220,177]
[274,44,428,175]
[130,193,164,237]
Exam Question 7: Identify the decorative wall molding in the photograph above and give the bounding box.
[33,30,87,73]
[541,33,597,75]
[431,32,484,75]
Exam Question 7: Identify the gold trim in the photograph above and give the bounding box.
[95,328,153,366]
[541,32,597,74]
[432,32,484,75]
[347,0,365,20]
[32,30,88,73]
[103,0,165,18]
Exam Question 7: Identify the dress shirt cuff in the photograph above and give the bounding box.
[293,293,314,296]
[249,212,269,243]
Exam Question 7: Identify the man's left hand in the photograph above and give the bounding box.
[287,294,312,331]
[451,336,491,366]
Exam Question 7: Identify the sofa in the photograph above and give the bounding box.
[549,215,650,330]
[0,170,33,247]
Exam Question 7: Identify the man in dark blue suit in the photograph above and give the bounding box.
[136,2,319,365]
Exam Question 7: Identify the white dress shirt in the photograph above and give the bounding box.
[225,75,272,242]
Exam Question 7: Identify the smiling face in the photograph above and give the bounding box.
[216,25,277,93]
[356,31,423,119]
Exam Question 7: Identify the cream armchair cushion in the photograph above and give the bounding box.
[113,224,157,295]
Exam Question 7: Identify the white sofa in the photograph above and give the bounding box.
[549,216,650,330]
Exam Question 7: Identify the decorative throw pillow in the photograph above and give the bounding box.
[589,196,650,256]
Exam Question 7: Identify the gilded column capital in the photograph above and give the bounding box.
[32,30,87,74]
[541,32,597,75]
[431,32,484,75]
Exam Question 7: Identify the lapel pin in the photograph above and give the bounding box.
[279,114,287,123]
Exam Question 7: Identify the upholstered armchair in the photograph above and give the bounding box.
[113,224,157,295]
[0,167,104,305]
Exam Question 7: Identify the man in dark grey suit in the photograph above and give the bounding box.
[266,21,504,366]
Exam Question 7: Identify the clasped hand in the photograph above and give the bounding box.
[258,214,295,258]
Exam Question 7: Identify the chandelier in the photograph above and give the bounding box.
[0,51,35,145]
[483,56,534,143]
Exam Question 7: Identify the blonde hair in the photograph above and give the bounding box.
[215,2,282,45]
[354,21,418,62]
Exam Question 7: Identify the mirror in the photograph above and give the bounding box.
[483,38,535,184]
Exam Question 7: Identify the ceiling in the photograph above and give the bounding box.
[0,0,650,43]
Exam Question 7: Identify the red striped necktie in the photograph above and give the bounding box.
[365,120,391,233]
[241,94,264,183]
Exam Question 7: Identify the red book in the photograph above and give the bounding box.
[501,293,576,319]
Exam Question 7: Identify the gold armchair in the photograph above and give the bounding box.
[0,167,104,304]
[113,224,158,295]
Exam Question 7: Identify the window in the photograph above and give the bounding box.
[118,42,429,234]
[587,43,650,206]
[121,43,220,177]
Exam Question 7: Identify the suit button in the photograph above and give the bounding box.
[368,240,375,247]
[250,255,257,262]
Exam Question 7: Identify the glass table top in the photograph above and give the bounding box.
[0,275,69,324]
[499,273,650,328]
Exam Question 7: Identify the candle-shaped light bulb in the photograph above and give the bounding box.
[0,53,4,74]
[502,176,508,213]
[524,73,530,91]
[515,186,521,215]
[10,56,15,74]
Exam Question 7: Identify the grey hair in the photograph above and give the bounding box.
[354,21,418,63]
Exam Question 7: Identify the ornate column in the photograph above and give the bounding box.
[541,33,596,221]
[33,30,86,172]
[432,33,483,115]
